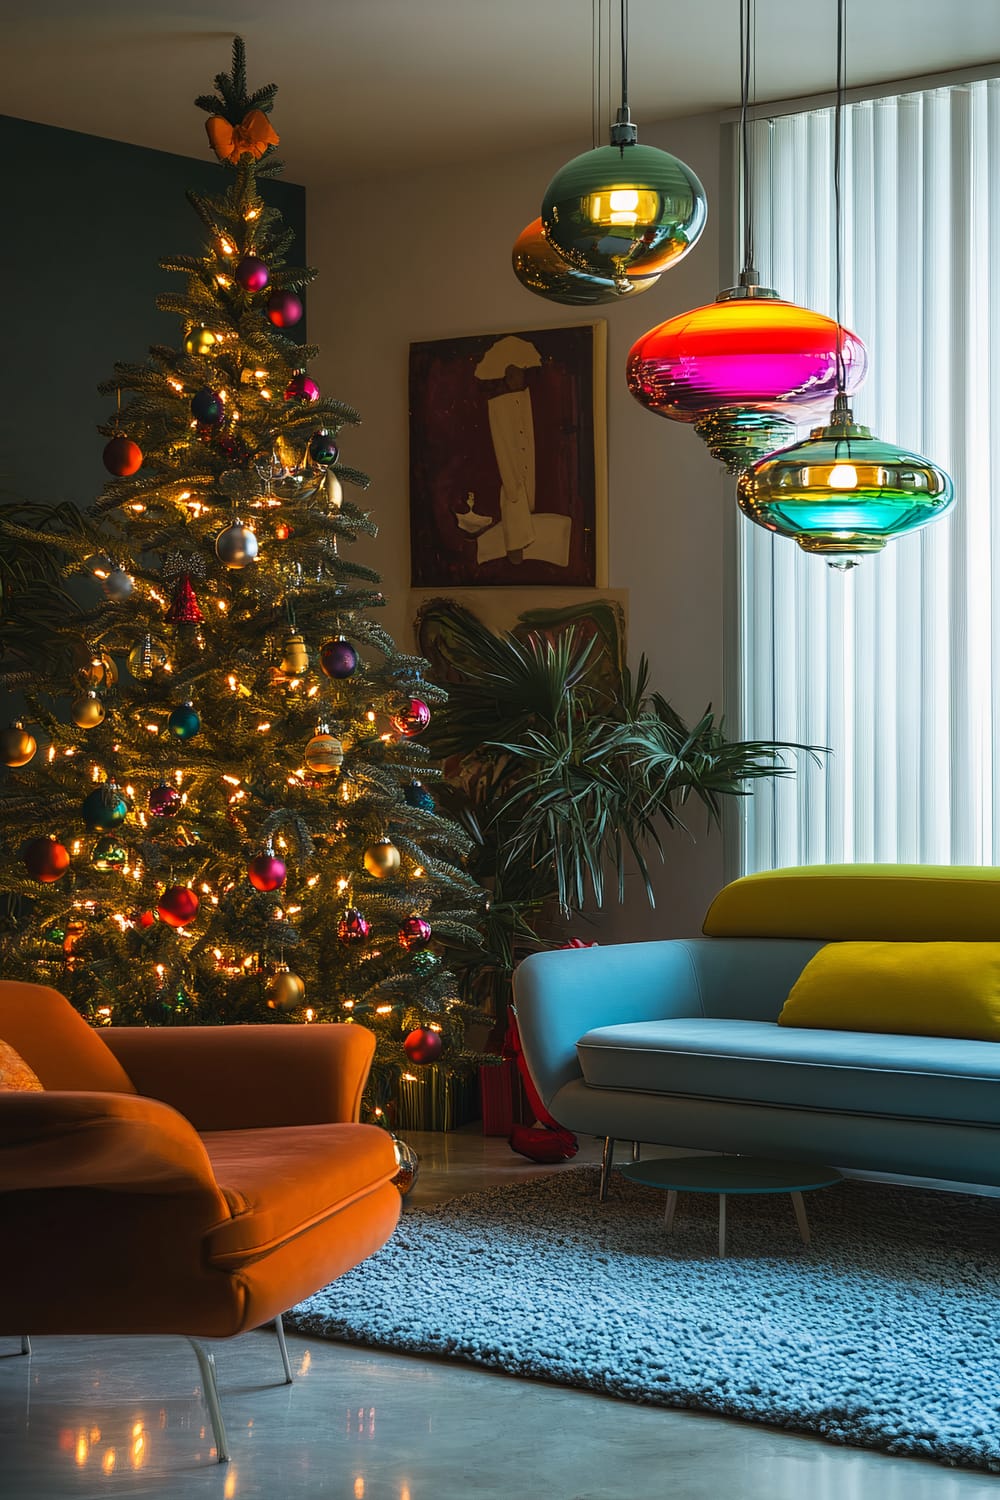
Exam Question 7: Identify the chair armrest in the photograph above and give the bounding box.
[0,1090,226,1208]
[513,940,704,1111]
[102,1023,376,1130]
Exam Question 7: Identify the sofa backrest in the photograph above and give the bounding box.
[685,938,825,1022]
[0,982,137,1093]
[703,864,1000,941]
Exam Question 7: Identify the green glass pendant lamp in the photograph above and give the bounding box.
[736,0,954,565]
[626,0,867,473]
[514,0,707,303]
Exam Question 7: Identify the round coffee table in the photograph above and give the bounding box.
[619,1155,842,1257]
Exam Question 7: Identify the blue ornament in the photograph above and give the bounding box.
[82,785,128,829]
[191,387,225,425]
[404,780,435,813]
[167,702,201,740]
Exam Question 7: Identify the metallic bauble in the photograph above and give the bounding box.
[23,836,70,883]
[77,652,118,690]
[82,784,128,829]
[156,885,200,927]
[391,698,431,737]
[103,567,135,601]
[403,780,435,813]
[127,636,171,680]
[391,1136,420,1197]
[235,254,270,291]
[319,636,358,679]
[191,387,225,425]
[403,1026,443,1065]
[248,853,287,892]
[266,290,303,328]
[102,436,143,476]
[167,702,201,739]
[309,429,339,466]
[148,784,182,818]
[337,907,371,944]
[363,838,401,878]
[215,518,259,569]
[0,723,37,767]
[265,965,306,1010]
[304,731,344,775]
[279,630,310,675]
[91,835,127,872]
[399,915,432,951]
[283,372,320,403]
[184,327,219,357]
[71,692,106,730]
[324,471,344,510]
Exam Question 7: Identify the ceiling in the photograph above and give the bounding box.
[5,0,1000,183]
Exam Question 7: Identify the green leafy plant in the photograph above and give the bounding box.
[422,603,816,1018]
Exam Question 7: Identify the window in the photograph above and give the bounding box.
[739,80,1000,873]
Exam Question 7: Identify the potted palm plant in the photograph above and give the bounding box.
[419,601,811,1139]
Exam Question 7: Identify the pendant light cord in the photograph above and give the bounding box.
[834,0,847,394]
[738,0,756,274]
[620,0,629,113]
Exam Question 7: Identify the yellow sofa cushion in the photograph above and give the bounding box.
[779,941,1000,1041]
[0,1039,43,1091]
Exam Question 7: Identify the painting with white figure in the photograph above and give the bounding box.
[409,322,606,587]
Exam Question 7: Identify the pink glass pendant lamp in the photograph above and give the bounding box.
[626,0,867,473]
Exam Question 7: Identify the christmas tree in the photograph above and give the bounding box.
[0,40,486,1115]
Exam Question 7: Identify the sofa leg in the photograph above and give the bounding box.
[599,1137,615,1201]
[187,1337,230,1464]
[631,1141,640,1162]
[274,1314,294,1385]
[19,1336,31,1356]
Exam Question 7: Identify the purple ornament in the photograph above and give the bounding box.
[320,637,359,679]
[309,429,339,466]
[338,908,371,944]
[266,290,304,328]
[148,783,182,819]
[236,255,270,292]
[191,387,225,425]
[248,853,287,892]
[284,372,320,403]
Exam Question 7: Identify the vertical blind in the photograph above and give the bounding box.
[738,79,1000,874]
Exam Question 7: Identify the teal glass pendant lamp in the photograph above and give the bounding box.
[735,0,954,566]
[521,0,707,301]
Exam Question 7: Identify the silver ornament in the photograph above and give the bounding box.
[103,567,134,600]
[215,518,259,569]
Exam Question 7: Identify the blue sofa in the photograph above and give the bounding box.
[513,865,1000,1195]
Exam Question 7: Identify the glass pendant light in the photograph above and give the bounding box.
[736,0,955,566]
[512,217,661,305]
[539,0,707,291]
[626,0,867,473]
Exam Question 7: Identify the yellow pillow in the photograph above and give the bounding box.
[0,1039,43,1090]
[778,941,1000,1042]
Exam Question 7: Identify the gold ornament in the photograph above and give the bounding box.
[71,692,106,730]
[325,471,343,511]
[364,838,401,878]
[128,635,171,680]
[391,1136,420,1196]
[0,723,37,767]
[184,327,219,357]
[265,965,306,1010]
[77,652,118,690]
[280,630,309,676]
[304,729,344,775]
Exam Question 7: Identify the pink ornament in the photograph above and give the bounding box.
[338,908,371,944]
[266,290,304,327]
[148,784,182,818]
[248,853,287,892]
[399,915,432,951]
[391,698,431,737]
[284,372,320,403]
[236,255,270,291]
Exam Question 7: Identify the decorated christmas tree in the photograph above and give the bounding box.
[0,41,486,1115]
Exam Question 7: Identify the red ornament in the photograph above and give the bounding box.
[403,1027,443,1065]
[148,784,182,818]
[283,372,320,403]
[102,436,143,476]
[235,254,270,291]
[266,290,304,327]
[23,836,70,883]
[391,698,431,737]
[399,915,432,951]
[338,907,371,944]
[248,853,287,892]
[137,910,157,929]
[157,886,199,927]
[166,574,205,625]
[274,519,292,540]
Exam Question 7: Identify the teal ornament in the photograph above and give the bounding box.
[91,835,127,871]
[46,924,66,944]
[404,780,435,813]
[167,702,201,740]
[411,950,440,976]
[82,784,128,829]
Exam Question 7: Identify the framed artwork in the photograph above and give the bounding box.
[408,322,607,588]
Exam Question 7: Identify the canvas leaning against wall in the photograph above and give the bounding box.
[408,322,607,588]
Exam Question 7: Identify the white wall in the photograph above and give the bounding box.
[309,112,736,937]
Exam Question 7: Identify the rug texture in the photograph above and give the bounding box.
[286,1167,1000,1473]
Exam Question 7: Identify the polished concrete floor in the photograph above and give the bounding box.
[1,1128,996,1500]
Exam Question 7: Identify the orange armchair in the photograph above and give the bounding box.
[0,981,401,1463]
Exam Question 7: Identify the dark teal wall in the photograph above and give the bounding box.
[0,114,306,507]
